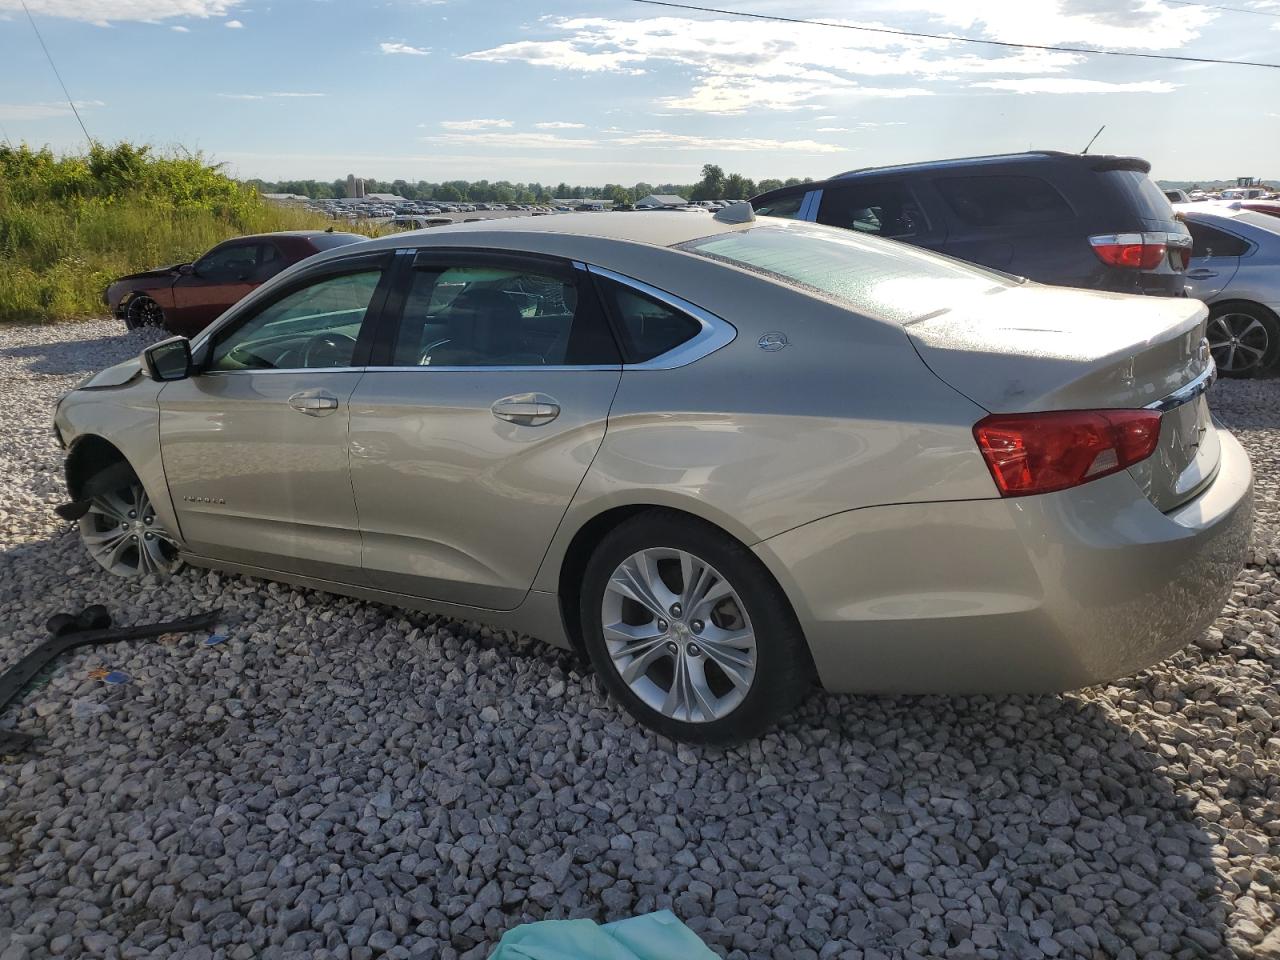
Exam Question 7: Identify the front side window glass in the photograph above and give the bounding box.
[817,181,930,238]
[209,270,381,370]
[392,265,618,366]
[753,193,806,219]
[196,243,260,280]
[936,175,1074,227]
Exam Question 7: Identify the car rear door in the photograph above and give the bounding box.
[930,172,1076,276]
[1184,219,1245,300]
[814,179,946,252]
[158,251,393,581]
[347,250,622,610]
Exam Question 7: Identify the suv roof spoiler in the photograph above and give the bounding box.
[831,150,1150,179]
[1084,156,1151,174]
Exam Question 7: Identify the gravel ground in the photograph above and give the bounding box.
[1,319,1279,960]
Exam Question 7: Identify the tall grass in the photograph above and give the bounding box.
[0,142,368,323]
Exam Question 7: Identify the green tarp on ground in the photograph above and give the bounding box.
[488,910,718,960]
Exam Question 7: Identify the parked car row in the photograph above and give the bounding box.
[750,150,1280,376]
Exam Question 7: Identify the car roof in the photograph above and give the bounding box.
[220,231,360,243]
[830,150,1149,179]
[340,210,748,256]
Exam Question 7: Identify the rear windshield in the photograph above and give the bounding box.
[1102,170,1176,223]
[679,220,1009,324]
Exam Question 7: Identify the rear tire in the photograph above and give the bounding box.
[124,295,166,331]
[1207,302,1279,378]
[579,510,812,744]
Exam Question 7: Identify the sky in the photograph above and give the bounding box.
[0,0,1278,186]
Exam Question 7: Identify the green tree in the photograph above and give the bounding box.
[690,163,725,201]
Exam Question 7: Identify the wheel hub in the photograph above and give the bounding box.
[601,546,757,723]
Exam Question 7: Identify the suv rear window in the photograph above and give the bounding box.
[936,175,1073,227]
[1100,170,1175,223]
[680,220,1009,324]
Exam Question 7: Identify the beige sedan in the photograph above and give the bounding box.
[53,209,1252,743]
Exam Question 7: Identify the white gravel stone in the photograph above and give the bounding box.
[1,319,1279,959]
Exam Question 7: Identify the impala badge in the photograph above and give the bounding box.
[758,332,789,352]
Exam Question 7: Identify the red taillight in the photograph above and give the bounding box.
[1089,233,1167,270]
[973,409,1163,496]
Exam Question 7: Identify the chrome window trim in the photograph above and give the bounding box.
[586,265,737,370]
[1144,357,1217,413]
[362,364,622,373]
[198,367,365,376]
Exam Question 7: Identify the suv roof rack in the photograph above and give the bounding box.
[831,150,1149,179]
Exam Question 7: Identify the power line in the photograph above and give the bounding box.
[1163,0,1280,18]
[625,0,1280,69]
[20,0,93,144]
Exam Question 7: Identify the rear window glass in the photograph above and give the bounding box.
[817,181,930,239]
[1102,170,1175,222]
[1186,221,1250,258]
[936,175,1073,227]
[679,221,1009,324]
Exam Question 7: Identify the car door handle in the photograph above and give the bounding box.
[491,393,560,426]
[1186,269,1218,279]
[288,391,340,416]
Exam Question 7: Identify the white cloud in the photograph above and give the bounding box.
[974,77,1177,93]
[534,121,585,129]
[380,41,429,55]
[816,127,850,132]
[224,18,242,28]
[439,118,512,130]
[462,15,1078,114]
[171,24,188,31]
[610,131,844,153]
[219,92,326,100]
[900,0,1214,51]
[0,0,240,24]
[422,131,598,149]
[0,99,104,121]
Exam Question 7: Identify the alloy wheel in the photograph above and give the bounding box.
[126,297,165,329]
[80,481,182,578]
[601,547,756,723]
[1208,312,1270,374]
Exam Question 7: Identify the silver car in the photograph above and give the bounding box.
[1175,204,1280,377]
[54,211,1253,743]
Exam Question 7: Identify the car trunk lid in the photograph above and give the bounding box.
[906,283,1216,511]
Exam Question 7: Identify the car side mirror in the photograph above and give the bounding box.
[178,263,195,276]
[141,336,193,382]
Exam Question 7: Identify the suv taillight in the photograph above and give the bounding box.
[974,409,1163,496]
[1089,233,1167,270]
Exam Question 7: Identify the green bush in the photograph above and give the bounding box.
[0,142,369,323]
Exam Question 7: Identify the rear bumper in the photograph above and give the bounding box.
[755,429,1253,694]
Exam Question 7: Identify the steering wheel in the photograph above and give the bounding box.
[303,332,357,368]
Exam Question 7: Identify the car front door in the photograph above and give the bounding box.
[348,251,622,610]
[158,253,392,581]
[170,240,266,334]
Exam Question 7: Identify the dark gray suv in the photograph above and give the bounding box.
[750,151,1192,297]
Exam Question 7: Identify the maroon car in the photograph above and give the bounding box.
[106,230,365,336]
